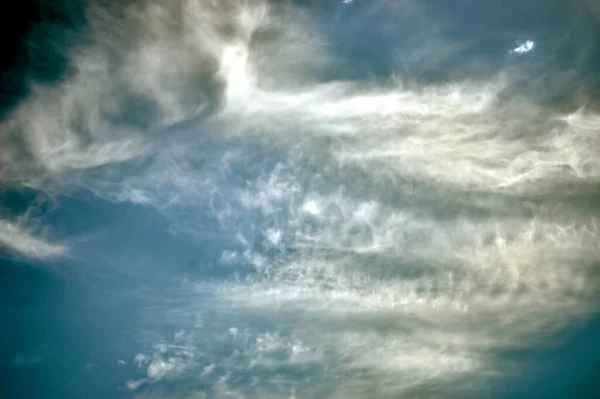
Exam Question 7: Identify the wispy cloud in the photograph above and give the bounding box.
[3,0,600,396]
[0,218,67,259]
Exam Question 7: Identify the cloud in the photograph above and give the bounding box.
[511,40,535,54]
[3,0,600,396]
[0,218,67,259]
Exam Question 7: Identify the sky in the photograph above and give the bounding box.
[2,1,600,398]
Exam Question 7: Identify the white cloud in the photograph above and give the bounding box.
[511,40,535,54]
[0,218,67,260]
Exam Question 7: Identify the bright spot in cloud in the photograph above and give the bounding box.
[266,228,282,245]
[220,45,252,101]
[301,200,320,216]
[511,40,535,54]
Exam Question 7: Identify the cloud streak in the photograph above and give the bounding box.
[0,217,67,259]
